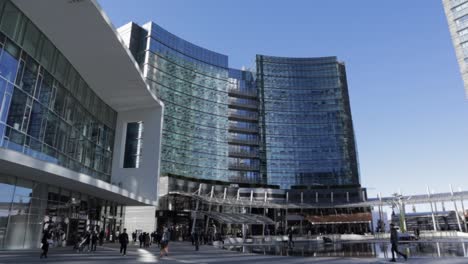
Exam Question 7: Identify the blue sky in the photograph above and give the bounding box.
[98,0,468,198]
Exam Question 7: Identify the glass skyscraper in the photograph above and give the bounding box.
[257,55,359,189]
[119,23,361,190]
[443,0,468,95]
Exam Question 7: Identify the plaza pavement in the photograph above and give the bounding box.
[0,241,466,264]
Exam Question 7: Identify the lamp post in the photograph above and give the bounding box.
[389,193,411,233]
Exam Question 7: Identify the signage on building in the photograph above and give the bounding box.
[71,213,88,220]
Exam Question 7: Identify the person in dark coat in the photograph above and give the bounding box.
[118,228,129,256]
[91,231,98,251]
[287,227,294,248]
[390,223,407,262]
[194,230,200,251]
[40,231,50,259]
[138,232,144,248]
[99,230,105,246]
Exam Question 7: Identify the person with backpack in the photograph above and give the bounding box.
[159,227,170,258]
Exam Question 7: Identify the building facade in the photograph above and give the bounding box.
[0,0,365,248]
[0,0,163,249]
[120,23,360,190]
[257,55,360,189]
[118,21,366,235]
[443,0,468,95]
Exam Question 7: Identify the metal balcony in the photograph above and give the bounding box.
[228,113,259,121]
[228,164,260,171]
[228,124,258,134]
[228,98,258,110]
[228,88,258,99]
[228,151,259,158]
[228,138,259,146]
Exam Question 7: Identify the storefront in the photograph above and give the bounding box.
[0,174,124,249]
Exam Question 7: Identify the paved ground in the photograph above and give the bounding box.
[0,241,467,263]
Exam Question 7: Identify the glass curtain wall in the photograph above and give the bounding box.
[0,1,117,182]
[0,174,124,249]
[256,55,360,189]
[141,22,233,182]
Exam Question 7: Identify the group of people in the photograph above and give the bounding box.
[72,230,105,253]
[118,227,171,258]
[132,231,163,248]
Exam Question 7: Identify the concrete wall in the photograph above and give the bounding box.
[124,206,157,234]
[111,106,164,204]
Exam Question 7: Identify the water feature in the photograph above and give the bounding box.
[225,240,468,259]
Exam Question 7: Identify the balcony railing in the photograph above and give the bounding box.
[228,163,260,171]
[228,113,258,121]
[228,98,258,110]
[228,150,259,158]
[228,137,260,146]
[228,124,258,133]
[228,88,258,98]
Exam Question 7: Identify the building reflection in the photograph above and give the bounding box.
[0,175,124,249]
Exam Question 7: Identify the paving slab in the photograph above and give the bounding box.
[0,242,466,263]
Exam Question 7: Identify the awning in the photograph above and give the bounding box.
[200,211,275,225]
[306,212,372,224]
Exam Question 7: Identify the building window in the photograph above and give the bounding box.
[123,121,143,168]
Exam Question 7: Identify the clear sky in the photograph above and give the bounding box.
[98,0,468,198]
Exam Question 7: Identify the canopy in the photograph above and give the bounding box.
[201,211,275,225]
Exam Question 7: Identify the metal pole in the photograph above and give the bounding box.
[300,192,303,236]
[427,186,437,232]
[377,193,383,233]
[205,186,215,234]
[191,184,202,232]
[450,185,463,232]
[459,187,467,232]
[285,192,289,231]
[263,191,267,237]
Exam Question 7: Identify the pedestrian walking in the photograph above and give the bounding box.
[139,232,144,248]
[159,228,170,258]
[132,231,137,243]
[119,228,129,256]
[81,232,91,252]
[99,230,105,246]
[390,223,408,262]
[91,231,98,252]
[145,232,151,248]
[287,227,294,248]
[194,230,200,251]
[40,231,50,259]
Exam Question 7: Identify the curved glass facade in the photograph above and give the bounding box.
[142,23,232,182]
[122,22,360,188]
[257,55,359,189]
[0,1,116,182]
